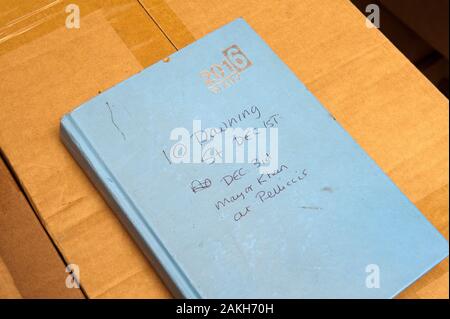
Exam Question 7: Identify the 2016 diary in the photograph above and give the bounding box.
[61,19,448,298]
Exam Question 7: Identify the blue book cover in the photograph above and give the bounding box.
[61,19,448,298]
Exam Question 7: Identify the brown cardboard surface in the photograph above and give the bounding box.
[0,0,173,298]
[0,157,84,298]
[0,255,21,298]
[141,0,449,298]
[0,0,448,298]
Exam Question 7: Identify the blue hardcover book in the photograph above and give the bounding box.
[61,19,448,298]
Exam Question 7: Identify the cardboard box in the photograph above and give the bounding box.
[0,0,447,298]
[0,256,21,298]
[0,0,173,298]
[0,156,84,298]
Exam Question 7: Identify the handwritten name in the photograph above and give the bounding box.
[255,170,308,204]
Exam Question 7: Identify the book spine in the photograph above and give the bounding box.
[60,114,200,298]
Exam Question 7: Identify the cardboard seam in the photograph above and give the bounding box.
[0,146,89,299]
[136,0,179,50]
